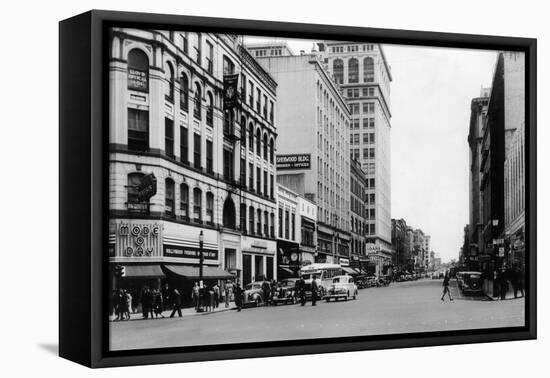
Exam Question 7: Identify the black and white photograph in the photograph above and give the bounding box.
[107,27,527,351]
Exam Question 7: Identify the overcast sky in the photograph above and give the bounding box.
[245,36,498,263]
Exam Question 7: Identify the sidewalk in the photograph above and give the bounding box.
[482,278,525,301]
[110,303,237,322]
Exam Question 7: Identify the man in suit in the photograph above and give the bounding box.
[297,276,306,306]
[170,288,182,318]
[234,280,243,312]
[311,275,319,306]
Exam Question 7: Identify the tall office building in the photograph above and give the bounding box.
[316,41,393,264]
[255,53,352,265]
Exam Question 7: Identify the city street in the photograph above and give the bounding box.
[110,279,525,351]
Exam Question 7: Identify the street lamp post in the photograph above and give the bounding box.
[197,230,204,312]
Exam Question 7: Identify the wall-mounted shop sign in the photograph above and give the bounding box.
[164,245,218,260]
[137,173,157,201]
[276,154,311,170]
[366,243,380,253]
[127,68,148,91]
[118,223,161,257]
[339,258,350,266]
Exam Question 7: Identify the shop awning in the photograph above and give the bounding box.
[342,267,359,275]
[123,265,165,278]
[163,265,235,280]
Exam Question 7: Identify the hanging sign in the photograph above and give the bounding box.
[223,74,240,109]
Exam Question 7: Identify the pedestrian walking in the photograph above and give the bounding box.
[298,276,306,306]
[234,281,243,312]
[213,283,220,309]
[207,286,215,312]
[311,275,319,306]
[261,280,271,306]
[141,287,154,319]
[441,272,453,301]
[516,266,525,298]
[192,282,200,310]
[499,267,508,300]
[169,288,182,318]
[224,280,233,308]
[125,290,132,320]
[115,289,127,320]
[152,289,164,318]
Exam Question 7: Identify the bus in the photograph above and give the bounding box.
[299,263,343,298]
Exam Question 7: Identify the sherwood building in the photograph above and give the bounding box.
[108,28,279,301]
[316,41,394,267]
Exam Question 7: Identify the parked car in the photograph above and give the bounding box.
[325,275,358,302]
[242,281,269,306]
[457,271,483,295]
[271,278,298,305]
[355,275,369,289]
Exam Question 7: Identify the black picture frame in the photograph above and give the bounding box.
[59,9,537,368]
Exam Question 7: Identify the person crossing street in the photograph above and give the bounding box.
[441,272,453,301]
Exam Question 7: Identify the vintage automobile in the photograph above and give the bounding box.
[325,275,358,302]
[457,271,483,295]
[271,278,298,305]
[242,281,270,306]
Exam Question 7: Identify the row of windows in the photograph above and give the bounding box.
[350,148,375,160]
[350,133,375,145]
[346,87,376,98]
[239,159,275,199]
[333,57,375,84]
[277,207,296,241]
[330,45,375,54]
[239,203,276,238]
[349,118,376,130]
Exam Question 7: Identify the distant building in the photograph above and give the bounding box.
[479,51,525,273]
[276,185,299,278]
[246,42,293,58]
[350,158,367,271]
[316,41,394,266]
[256,53,352,265]
[391,218,413,272]
[467,87,490,270]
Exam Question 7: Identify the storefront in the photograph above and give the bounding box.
[109,220,234,308]
[241,236,276,284]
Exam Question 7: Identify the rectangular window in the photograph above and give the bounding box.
[206,140,213,174]
[363,133,369,144]
[263,170,268,196]
[206,41,214,74]
[165,181,174,215]
[352,119,360,130]
[240,205,247,232]
[193,133,201,169]
[256,167,261,194]
[249,163,254,190]
[180,126,188,164]
[206,194,214,223]
[164,118,174,158]
[241,73,247,99]
[264,211,269,236]
[181,33,188,54]
[278,207,283,237]
[363,148,369,159]
[257,209,262,235]
[291,213,296,240]
[223,148,234,181]
[249,81,254,107]
[240,158,246,185]
[270,174,274,198]
[193,190,202,221]
[370,208,375,219]
[256,88,261,113]
[249,208,255,235]
[284,210,290,239]
[370,178,375,188]
[370,133,375,143]
[370,148,375,158]
[180,184,189,218]
[269,101,274,124]
[263,94,268,119]
[128,108,149,152]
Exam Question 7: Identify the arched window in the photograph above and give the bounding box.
[127,49,149,91]
[165,178,175,216]
[256,128,261,156]
[180,183,189,219]
[269,138,274,163]
[193,83,202,119]
[193,188,202,221]
[206,192,214,224]
[263,133,268,160]
[180,73,189,111]
[248,122,254,148]
[249,206,255,235]
[223,196,236,229]
[348,58,359,83]
[165,62,174,102]
[270,212,275,238]
[240,116,247,146]
[206,92,214,126]
[333,59,343,84]
[240,203,247,233]
[364,57,374,82]
[127,172,148,213]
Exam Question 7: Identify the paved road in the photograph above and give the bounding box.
[109,279,525,351]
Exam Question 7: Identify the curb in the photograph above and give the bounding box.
[110,306,237,322]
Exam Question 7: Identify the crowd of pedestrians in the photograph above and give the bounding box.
[494,265,525,300]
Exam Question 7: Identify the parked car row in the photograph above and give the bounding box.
[456,271,483,295]
[355,275,391,289]
[241,275,359,307]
